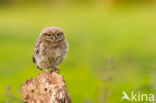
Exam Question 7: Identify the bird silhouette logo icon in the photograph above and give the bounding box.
[121,91,130,101]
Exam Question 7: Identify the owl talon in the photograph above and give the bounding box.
[37,66,43,71]
[46,69,50,73]
[52,68,60,73]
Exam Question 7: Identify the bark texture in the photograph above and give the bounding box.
[22,72,71,103]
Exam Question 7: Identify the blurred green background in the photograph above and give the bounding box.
[0,0,156,103]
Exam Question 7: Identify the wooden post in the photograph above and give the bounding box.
[21,72,71,103]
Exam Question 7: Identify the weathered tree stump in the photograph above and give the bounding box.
[21,72,71,103]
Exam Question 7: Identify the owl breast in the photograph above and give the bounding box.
[35,41,68,69]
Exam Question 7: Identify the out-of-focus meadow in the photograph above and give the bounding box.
[0,0,156,102]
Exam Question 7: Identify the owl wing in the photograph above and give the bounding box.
[32,55,36,63]
[32,40,41,64]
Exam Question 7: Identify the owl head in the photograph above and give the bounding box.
[40,27,65,43]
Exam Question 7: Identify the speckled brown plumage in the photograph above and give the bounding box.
[33,27,69,72]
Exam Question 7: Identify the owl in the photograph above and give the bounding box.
[33,27,69,72]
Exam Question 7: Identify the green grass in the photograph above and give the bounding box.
[0,4,156,103]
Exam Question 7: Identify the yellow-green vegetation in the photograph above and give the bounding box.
[0,4,156,103]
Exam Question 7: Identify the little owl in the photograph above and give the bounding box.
[33,27,69,72]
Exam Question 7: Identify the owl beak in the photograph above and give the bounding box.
[52,36,55,40]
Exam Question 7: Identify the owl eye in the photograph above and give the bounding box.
[45,33,51,36]
[56,32,62,37]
